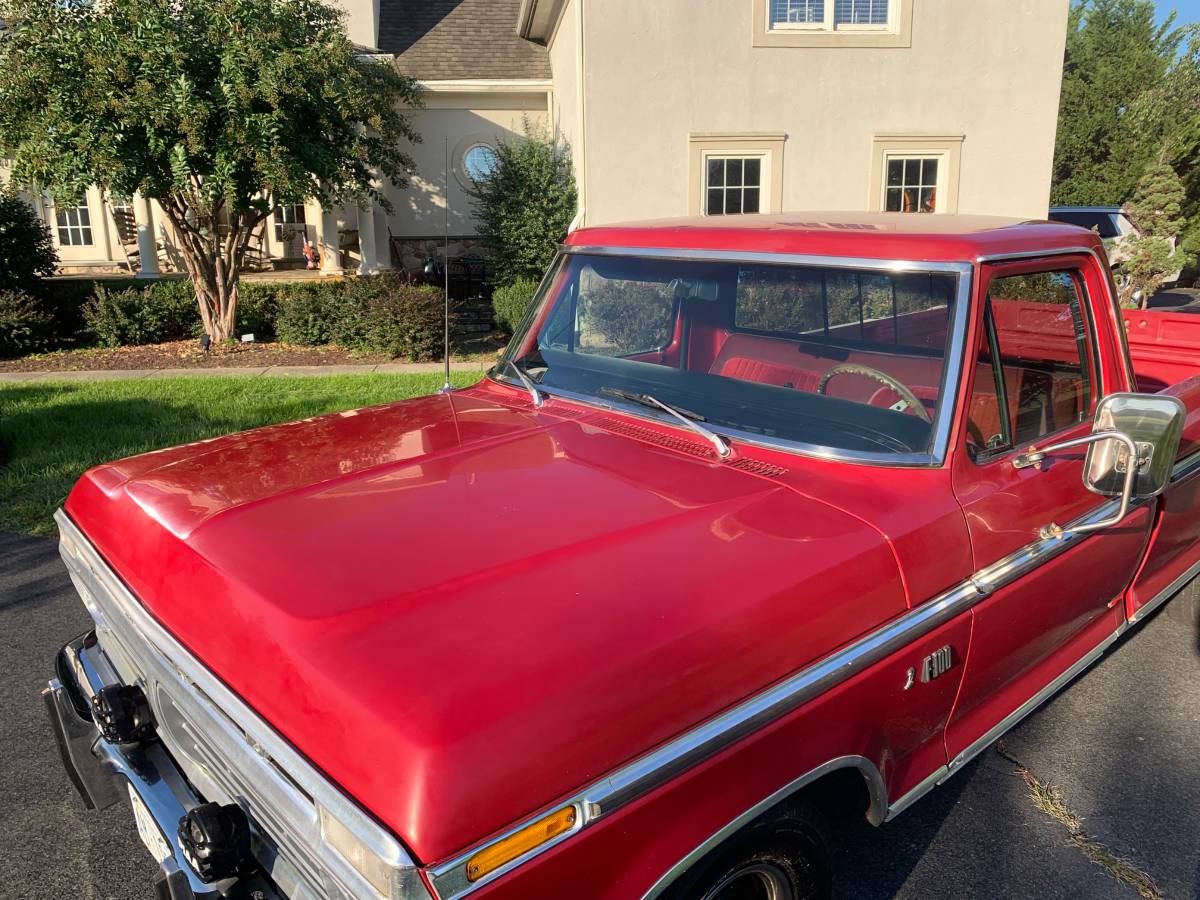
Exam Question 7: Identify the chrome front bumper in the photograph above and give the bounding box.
[43,631,277,900]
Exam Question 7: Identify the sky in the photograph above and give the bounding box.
[1157,0,1200,26]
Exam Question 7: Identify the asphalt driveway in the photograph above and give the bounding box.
[2,530,1198,899]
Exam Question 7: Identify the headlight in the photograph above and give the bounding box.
[319,804,431,899]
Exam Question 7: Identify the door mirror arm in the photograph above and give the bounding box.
[1008,391,1187,541]
[1013,431,1140,539]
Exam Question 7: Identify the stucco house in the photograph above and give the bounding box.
[13,0,1070,277]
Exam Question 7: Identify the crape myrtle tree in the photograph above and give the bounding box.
[0,0,422,342]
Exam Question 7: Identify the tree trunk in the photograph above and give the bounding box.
[157,195,263,344]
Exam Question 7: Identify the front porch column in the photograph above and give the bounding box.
[133,193,161,278]
[357,200,379,275]
[314,203,342,275]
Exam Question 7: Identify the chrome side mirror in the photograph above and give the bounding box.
[1084,392,1186,499]
[1012,392,1185,539]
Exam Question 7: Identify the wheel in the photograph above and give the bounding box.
[666,804,833,900]
[1165,576,1200,629]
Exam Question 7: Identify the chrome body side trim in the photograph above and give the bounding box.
[431,496,1135,898]
[1129,557,1200,625]
[54,511,422,900]
[1172,448,1200,483]
[884,764,948,822]
[943,626,1125,778]
[500,247,974,468]
[638,756,886,900]
[882,626,1126,823]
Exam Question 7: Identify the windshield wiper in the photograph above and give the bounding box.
[600,387,731,458]
[498,358,544,407]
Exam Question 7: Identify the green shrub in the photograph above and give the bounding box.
[273,282,343,346]
[491,277,538,333]
[84,280,199,347]
[0,290,54,357]
[0,194,58,293]
[473,124,577,286]
[273,274,444,359]
[236,284,281,338]
[359,279,444,360]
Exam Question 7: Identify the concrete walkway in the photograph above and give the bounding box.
[0,360,490,383]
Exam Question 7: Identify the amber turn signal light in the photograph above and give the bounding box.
[465,805,578,883]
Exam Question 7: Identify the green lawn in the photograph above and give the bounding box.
[0,372,479,536]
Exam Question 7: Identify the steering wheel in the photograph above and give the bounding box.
[817,363,932,424]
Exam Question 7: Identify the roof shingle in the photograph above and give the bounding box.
[379,0,551,81]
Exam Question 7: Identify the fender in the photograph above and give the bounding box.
[640,755,887,900]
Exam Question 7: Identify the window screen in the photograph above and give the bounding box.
[835,0,889,24]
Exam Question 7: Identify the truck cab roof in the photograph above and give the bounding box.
[568,212,1104,264]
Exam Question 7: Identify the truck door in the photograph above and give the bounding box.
[1126,375,1200,620]
[945,257,1154,764]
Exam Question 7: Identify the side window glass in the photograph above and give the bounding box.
[967,270,1094,461]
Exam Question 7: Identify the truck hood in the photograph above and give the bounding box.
[65,383,905,863]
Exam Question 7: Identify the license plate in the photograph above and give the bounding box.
[126,783,173,864]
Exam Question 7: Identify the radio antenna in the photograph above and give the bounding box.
[439,136,452,393]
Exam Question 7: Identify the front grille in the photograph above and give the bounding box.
[57,511,415,900]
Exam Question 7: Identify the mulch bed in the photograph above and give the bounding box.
[0,340,395,372]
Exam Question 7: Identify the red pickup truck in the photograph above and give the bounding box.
[44,214,1200,900]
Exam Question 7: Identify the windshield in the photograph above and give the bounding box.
[500,252,965,461]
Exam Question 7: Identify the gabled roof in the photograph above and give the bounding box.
[379,0,550,81]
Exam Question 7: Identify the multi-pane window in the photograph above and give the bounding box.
[56,201,93,246]
[770,0,891,29]
[274,203,307,242]
[885,157,939,213]
[770,0,824,24]
[834,0,888,24]
[705,157,762,216]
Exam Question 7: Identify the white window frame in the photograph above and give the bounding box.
[688,133,786,216]
[56,199,94,247]
[881,154,944,214]
[274,202,308,243]
[868,134,963,215]
[702,153,768,216]
[752,0,912,48]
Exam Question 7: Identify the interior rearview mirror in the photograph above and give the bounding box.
[1085,392,1186,499]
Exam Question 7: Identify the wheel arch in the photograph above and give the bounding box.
[640,755,887,900]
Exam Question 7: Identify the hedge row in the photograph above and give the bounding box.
[2,274,448,361]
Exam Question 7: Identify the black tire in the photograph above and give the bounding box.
[1166,576,1200,629]
[665,803,833,900]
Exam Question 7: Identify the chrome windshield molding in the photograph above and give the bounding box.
[639,756,887,900]
[1172,448,1200,483]
[54,511,425,900]
[563,244,976,276]
[500,381,943,468]
[524,247,974,469]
